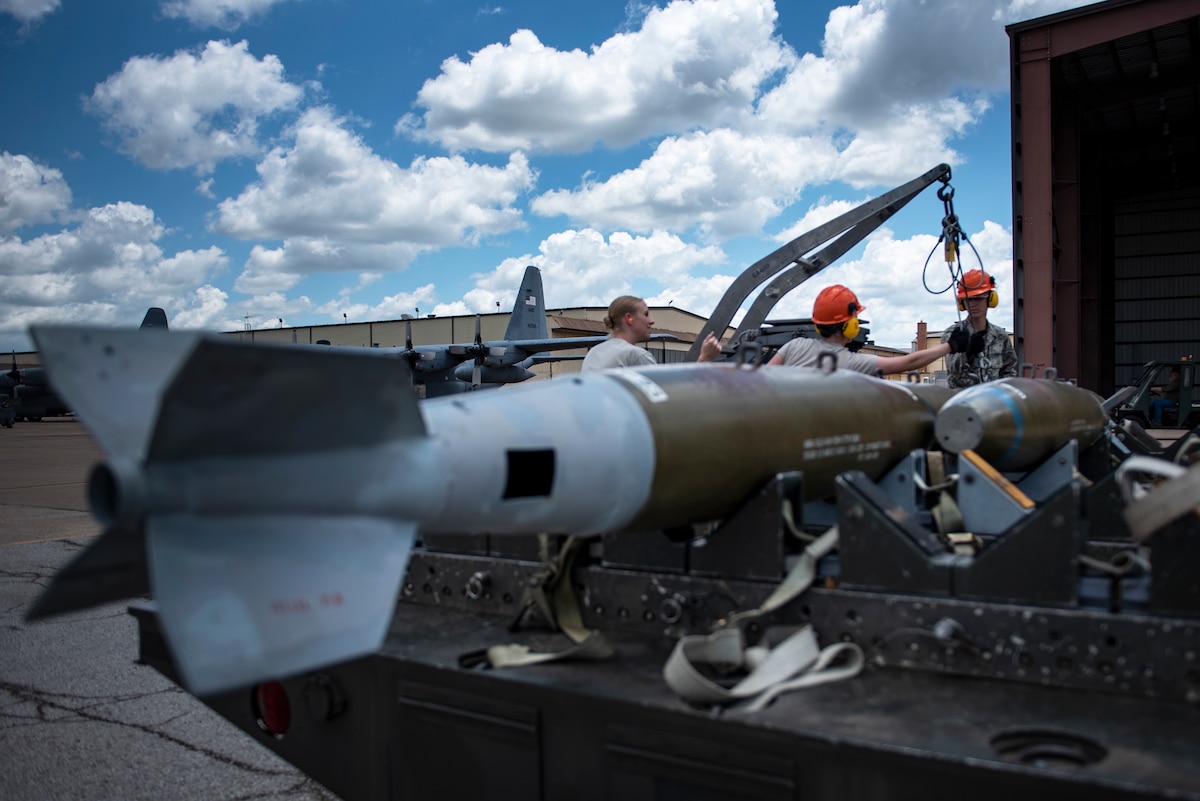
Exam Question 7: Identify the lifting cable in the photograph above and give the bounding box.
[921,170,996,385]
[921,171,989,326]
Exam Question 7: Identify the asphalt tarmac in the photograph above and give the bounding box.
[0,419,338,801]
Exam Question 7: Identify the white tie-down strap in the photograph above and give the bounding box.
[663,527,863,711]
[663,625,863,712]
[1117,457,1200,543]
[730,526,839,624]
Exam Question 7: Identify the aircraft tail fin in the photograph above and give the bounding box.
[150,515,415,696]
[503,265,548,342]
[139,307,169,330]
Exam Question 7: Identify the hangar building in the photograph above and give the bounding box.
[1008,0,1199,393]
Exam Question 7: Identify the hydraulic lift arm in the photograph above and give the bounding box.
[686,162,953,361]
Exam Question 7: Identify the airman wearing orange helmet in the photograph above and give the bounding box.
[940,269,1017,387]
[769,285,977,375]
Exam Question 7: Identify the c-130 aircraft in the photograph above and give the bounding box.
[1,307,169,420]
[396,265,677,396]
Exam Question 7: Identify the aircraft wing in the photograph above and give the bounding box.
[506,332,681,358]
[523,354,584,365]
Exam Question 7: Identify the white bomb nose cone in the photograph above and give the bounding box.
[935,404,985,454]
[932,378,1107,471]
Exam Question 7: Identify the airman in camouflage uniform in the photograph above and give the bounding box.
[940,269,1018,388]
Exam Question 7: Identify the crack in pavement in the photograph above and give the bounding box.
[1,432,344,800]
[0,679,289,774]
[0,679,339,800]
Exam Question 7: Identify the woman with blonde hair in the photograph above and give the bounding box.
[581,296,719,371]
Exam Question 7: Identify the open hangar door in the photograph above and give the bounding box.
[1008,0,1199,396]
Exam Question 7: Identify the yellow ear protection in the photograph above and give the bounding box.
[956,291,999,311]
[957,275,998,310]
[841,302,860,339]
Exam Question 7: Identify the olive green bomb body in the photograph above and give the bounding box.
[934,377,1108,471]
[606,365,949,530]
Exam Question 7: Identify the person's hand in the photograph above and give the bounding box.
[947,327,970,354]
[966,330,987,360]
[698,331,722,362]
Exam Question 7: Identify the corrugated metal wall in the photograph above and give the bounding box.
[1112,186,1200,387]
[1008,2,1200,394]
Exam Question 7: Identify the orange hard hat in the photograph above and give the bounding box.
[956,269,995,299]
[812,285,863,325]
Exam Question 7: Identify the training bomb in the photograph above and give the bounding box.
[934,377,1108,471]
[27,325,951,694]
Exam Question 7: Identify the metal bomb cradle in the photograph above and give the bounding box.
[413,374,1198,686]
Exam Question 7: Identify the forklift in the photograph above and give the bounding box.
[1112,359,1197,430]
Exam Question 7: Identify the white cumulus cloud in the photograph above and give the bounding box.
[0,199,231,347]
[462,227,729,315]
[216,107,537,284]
[440,0,1073,245]
[87,39,305,173]
[533,129,841,240]
[404,0,794,153]
[0,152,72,234]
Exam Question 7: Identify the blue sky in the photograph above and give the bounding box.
[0,0,1096,352]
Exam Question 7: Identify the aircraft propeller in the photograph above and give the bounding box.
[398,321,423,369]
[449,315,506,389]
[7,352,21,384]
